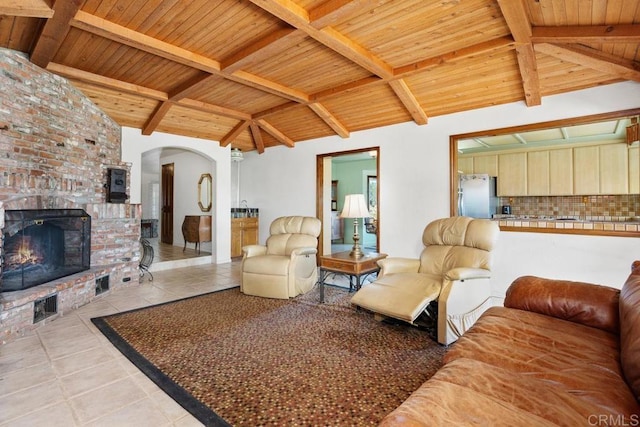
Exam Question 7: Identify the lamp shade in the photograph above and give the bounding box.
[340,194,371,218]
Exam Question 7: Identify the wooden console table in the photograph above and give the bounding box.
[318,251,387,303]
[181,215,212,253]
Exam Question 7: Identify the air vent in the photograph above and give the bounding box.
[34,294,57,323]
[95,275,110,295]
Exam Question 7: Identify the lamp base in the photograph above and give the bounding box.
[349,244,365,258]
[349,218,364,258]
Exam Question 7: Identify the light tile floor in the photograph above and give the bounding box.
[0,261,242,427]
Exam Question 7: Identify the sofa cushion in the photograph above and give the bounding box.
[505,276,620,334]
[381,357,607,426]
[446,307,639,416]
[620,263,640,401]
[242,254,290,276]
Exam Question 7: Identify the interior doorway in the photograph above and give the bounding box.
[316,148,380,256]
[161,163,174,244]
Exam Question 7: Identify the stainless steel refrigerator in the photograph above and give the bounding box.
[458,174,498,219]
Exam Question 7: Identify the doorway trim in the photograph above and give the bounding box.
[316,147,380,257]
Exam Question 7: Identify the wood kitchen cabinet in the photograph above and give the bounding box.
[630,145,639,194]
[231,217,258,258]
[573,146,599,195]
[574,144,629,195]
[457,157,473,174]
[498,152,527,196]
[473,154,498,176]
[526,151,549,196]
[599,144,628,194]
[549,148,573,195]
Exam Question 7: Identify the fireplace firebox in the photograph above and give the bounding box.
[2,209,91,292]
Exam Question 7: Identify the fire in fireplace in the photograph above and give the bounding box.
[2,209,91,292]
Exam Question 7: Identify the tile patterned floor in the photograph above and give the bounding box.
[0,261,241,427]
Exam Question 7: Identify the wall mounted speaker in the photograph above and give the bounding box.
[106,168,129,203]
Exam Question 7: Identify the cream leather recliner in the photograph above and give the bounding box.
[241,216,321,299]
[350,216,499,345]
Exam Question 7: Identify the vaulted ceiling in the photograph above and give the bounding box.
[2,0,640,153]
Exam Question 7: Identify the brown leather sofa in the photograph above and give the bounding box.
[380,261,640,426]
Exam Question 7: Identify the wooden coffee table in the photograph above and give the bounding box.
[318,251,387,303]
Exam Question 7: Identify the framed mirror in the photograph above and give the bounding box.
[198,173,212,212]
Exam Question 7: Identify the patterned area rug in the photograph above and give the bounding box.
[92,285,446,426]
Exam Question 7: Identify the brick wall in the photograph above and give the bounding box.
[0,48,140,342]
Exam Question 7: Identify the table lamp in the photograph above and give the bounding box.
[340,194,371,258]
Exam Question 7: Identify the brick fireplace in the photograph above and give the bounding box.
[0,48,141,344]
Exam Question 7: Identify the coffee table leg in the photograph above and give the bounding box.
[356,274,362,291]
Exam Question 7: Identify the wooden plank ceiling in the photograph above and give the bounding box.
[1,0,639,153]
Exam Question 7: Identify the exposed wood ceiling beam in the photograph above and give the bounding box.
[514,44,541,107]
[220,121,251,147]
[257,119,295,147]
[142,102,173,135]
[531,24,640,44]
[71,11,221,73]
[250,122,265,153]
[535,43,640,82]
[72,11,310,104]
[308,0,377,29]
[310,76,382,100]
[388,79,428,125]
[167,73,216,102]
[227,69,309,102]
[221,27,303,73]
[176,99,251,121]
[249,0,394,79]
[30,0,82,68]
[46,62,167,101]
[0,0,52,17]
[497,0,541,107]
[308,103,349,137]
[393,37,513,77]
[48,62,251,120]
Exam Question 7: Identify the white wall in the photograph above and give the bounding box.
[121,127,232,263]
[239,81,640,295]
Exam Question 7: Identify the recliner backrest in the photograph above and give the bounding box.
[418,217,499,276]
[266,216,321,256]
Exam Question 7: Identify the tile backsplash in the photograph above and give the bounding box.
[498,194,640,221]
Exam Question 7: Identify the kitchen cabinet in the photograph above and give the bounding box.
[526,151,549,196]
[549,148,573,195]
[573,146,599,195]
[231,217,259,258]
[599,144,628,194]
[630,146,639,194]
[473,154,498,176]
[498,152,527,196]
[457,157,473,174]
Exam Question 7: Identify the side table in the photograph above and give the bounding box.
[318,251,387,303]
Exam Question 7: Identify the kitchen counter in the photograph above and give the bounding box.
[492,215,640,237]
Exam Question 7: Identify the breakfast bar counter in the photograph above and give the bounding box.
[493,215,640,237]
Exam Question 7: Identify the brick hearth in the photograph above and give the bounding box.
[0,48,141,344]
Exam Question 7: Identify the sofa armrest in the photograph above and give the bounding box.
[242,244,267,258]
[445,267,491,281]
[377,258,420,277]
[504,276,620,334]
[291,247,318,257]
